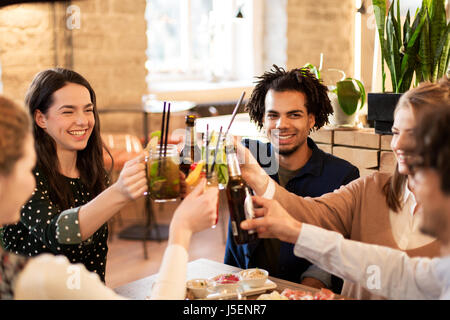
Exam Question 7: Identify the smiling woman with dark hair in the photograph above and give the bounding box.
[0,94,219,300]
[1,68,148,282]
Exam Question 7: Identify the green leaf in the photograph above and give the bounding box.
[436,22,450,79]
[427,0,447,79]
[372,0,387,92]
[403,11,411,45]
[336,79,364,116]
[353,79,366,111]
[398,9,425,92]
[407,6,426,49]
[302,63,321,80]
[386,8,401,92]
[150,161,159,178]
[419,10,432,82]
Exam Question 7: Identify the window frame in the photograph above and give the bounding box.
[145,0,263,85]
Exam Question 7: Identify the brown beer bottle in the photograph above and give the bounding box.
[225,140,257,245]
[179,114,201,176]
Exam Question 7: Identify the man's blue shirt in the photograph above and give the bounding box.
[224,137,360,290]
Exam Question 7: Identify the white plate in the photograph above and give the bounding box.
[202,279,277,300]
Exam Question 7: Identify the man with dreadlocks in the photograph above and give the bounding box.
[224,65,359,293]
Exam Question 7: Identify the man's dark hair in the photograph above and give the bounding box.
[245,64,333,130]
[413,105,450,194]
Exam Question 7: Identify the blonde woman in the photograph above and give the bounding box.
[238,78,449,299]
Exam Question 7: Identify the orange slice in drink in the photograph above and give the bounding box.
[185,160,205,186]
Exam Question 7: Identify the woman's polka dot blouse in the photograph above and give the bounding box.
[2,167,108,282]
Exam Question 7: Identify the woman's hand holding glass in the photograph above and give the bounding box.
[113,153,148,201]
[170,179,219,236]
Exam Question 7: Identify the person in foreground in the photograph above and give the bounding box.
[241,104,450,299]
[0,95,219,299]
[224,66,359,291]
[235,78,448,299]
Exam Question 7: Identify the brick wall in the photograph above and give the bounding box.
[0,1,356,134]
[71,0,147,108]
[286,0,354,81]
[0,1,147,136]
[0,3,54,106]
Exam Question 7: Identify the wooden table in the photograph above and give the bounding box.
[114,258,349,300]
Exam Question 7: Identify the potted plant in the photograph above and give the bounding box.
[327,69,366,128]
[303,59,366,127]
[369,0,449,134]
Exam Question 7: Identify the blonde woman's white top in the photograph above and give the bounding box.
[14,244,188,300]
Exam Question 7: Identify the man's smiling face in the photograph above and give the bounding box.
[263,89,315,156]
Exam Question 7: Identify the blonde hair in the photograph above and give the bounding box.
[0,96,31,176]
[384,77,450,212]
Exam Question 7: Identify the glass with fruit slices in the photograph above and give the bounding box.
[184,160,220,228]
[203,132,228,189]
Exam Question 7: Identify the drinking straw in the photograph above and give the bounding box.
[163,102,171,157]
[159,102,167,158]
[210,126,223,175]
[224,91,245,138]
[205,124,209,176]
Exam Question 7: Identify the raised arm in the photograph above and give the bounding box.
[77,154,147,240]
[294,224,441,300]
[241,198,442,300]
[236,140,358,237]
[150,180,219,300]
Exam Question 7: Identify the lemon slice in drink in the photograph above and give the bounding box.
[144,135,159,153]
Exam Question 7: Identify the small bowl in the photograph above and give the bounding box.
[209,273,240,284]
[208,273,241,292]
[207,275,245,299]
[186,278,210,299]
[238,268,269,288]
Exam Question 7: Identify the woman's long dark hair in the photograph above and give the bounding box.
[383,77,449,212]
[25,68,111,209]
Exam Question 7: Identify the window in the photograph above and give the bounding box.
[145,0,260,86]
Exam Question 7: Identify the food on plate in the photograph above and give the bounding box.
[186,279,210,299]
[239,268,267,279]
[207,273,242,296]
[313,288,338,300]
[281,288,339,300]
[238,268,269,288]
[187,279,208,288]
[212,273,240,284]
[257,291,289,300]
